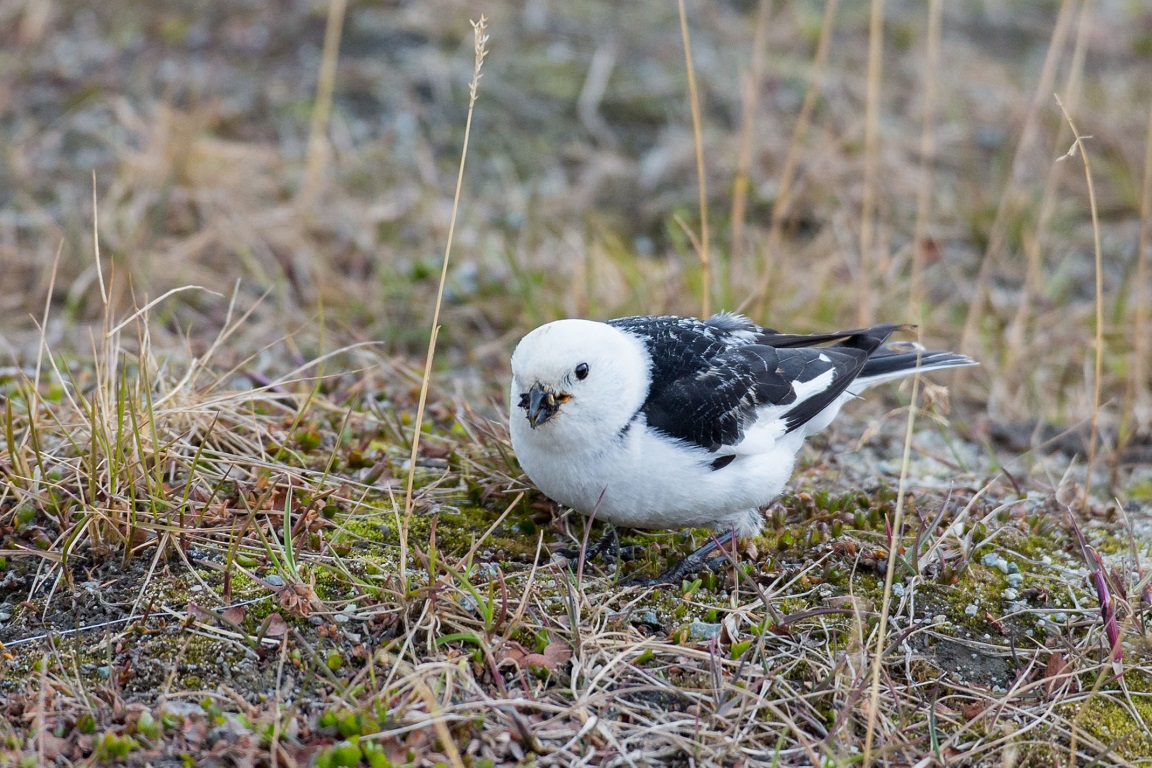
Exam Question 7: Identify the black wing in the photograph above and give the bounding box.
[608,315,748,409]
[776,327,897,432]
[610,315,901,451]
[704,311,910,350]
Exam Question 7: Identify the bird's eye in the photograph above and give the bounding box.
[575,363,589,380]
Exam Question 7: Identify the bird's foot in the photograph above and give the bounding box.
[618,554,728,587]
[619,530,736,587]
[556,527,644,565]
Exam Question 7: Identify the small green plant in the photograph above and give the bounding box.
[93,731,139,761]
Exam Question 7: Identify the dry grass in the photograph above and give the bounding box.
[2,1,1152,765]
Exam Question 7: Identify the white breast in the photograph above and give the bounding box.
[512,417,803,537]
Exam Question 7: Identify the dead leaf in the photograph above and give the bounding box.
[39,732,73,760]
[277,581,323,617]
[262,613,289,638]
[222,605,247,625]
[495,641,528,667]
[1043,652,1076,697]
[960,702,986,720]
[542,641,572,667]
[187,603,214,622]
[421,441,452,459]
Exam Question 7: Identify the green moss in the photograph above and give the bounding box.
[93,731,139,761]
[1092,532,1131,556]
[913,554,1045,639]
[1070,696,1152,759]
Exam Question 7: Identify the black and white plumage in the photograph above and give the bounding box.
[509,313,975,542]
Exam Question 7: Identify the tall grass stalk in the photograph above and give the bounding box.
[300,0,348,207]
[91,172,108,305]
[1004,0,1091,387]
[909,0,941,325]
[730,0,773,287]
[31,242,64,436]
[746,0,838,319]
[959,0,1076,368]
[862,370,921,767]
[1123,105,1152,437]
[677,0,711,317]
[1052,97,1104,506]
[856,0,885,327]
[400,18,489,585]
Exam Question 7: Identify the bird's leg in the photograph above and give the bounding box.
[556,526,618,562]
[589,527,627,560]
[620,529,736,587]
[557,527,646,571]
[589,530,646,562]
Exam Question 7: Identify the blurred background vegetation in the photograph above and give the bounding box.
[2,0,1151,436]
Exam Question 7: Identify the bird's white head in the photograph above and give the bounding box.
[509,319,651,453]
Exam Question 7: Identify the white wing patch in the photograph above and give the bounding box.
[729,414,787,455]
[728,368,837,455]
[791,368,836,403]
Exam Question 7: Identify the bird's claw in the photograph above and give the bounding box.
[556,528,642,565]
[619,533,735,587]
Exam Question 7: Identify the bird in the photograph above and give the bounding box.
[508,313,976,584]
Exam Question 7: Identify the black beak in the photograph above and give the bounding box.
[525,382,561,428]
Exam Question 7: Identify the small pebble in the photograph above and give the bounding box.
[264,574,285,587]
[1002,588,1019,601]
[632,610,660,628]
[1006,573,1024,588]
[982,553,1000,568]
[687,621,722,641]
[995,558,1011,575]
[1007,561,1020,574]
[1053,612,1068,623]
[965,604,979,617]
[1041,555,1053,565]
[892,583,906,597]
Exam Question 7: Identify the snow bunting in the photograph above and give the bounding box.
[509,313,975,582]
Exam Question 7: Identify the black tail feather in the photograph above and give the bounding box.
[860,349,975,379]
